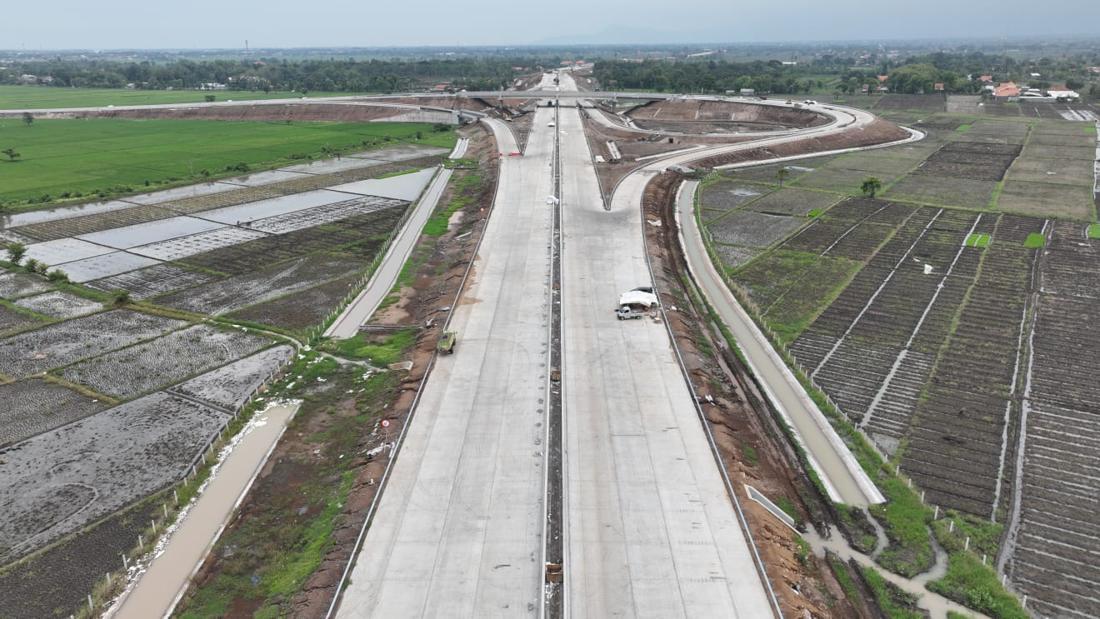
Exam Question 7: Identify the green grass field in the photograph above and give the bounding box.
[0,118,454,208]
[0,85,351,110]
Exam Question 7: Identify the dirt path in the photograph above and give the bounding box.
[108,401,300,619]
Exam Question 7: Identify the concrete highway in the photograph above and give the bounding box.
[326,137,469,339]
[333,106,556,616]
[557,72,777,617]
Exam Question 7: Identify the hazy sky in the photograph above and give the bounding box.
[5,0,1100,49]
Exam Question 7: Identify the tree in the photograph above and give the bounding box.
[1065,78,1085,91]
[6,242,26,265]
[204,94,216,102]
[47,269,69,283]
[23,258,40,273]
[112,290,131,305]
[776,167,790,187]
[22,112,33,126]
[1,148,19,162]
[861,177,883,198]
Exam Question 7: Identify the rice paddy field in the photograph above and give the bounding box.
[701,106,1100,617]
[0,134,456,617]
[0,85,349,110]
[0,117,454,206]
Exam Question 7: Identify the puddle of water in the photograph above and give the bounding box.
[328,168,436,201]
[60,252,161,283]
[77,216,224,249]
[198,189,345,224]
[2,200,139,228]
[24,238,115,266]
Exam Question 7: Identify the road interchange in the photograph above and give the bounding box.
[7,75,925,618]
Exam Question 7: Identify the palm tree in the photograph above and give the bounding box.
[861,176,883,198]
[776,167,790,187]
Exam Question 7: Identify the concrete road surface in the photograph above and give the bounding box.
[335,107,556,618]
[326,138,469,339]
[110,401,300,619]
[557,94,777,616]
[676,181,882,507]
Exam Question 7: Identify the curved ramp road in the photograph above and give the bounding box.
[334,108,556,617]
[557,88,776,616]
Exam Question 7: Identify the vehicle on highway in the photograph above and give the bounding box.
[803,99,818,105]
[548,120,556,127]
[615,288,658,320]
[437,330,457,354]
[615,306,644,320]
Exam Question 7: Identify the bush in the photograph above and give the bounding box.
[929,553,1028,619]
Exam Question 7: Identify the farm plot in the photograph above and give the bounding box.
[0,499,160,619]
[229,273,360,330]
[13,291,102,319]
[75,215,223,249]
[781,198,915,258]
[900,215,1044,516]
[0,305,42,336]
[734,250,862,343]
[0,392,229,562]
[170,345,294,411]
[178,208,403,276]
[997,180,1095,220]
[708,210,805,248]
[128,226,269,261]
[0,310,185,379]
[86,264,215,300]
[22,238,114,266]
[789,209,980,451]
[913,141,1021,181]
[884,174,998,209]
[159,254,363,315]
[700,180,763,217]
[0,271,50,299]
[11,205,178,243]
[1007,157,1094,186]
[719,157,833,184]
[0,379,107,447]
[58,324,271,399]
[793,166,903,195]
[150,184,285,215]
[872,94,947,112]
[745,188,842,216]
[53,251,161,283]
[822,151,918,176]
[248,196,405,235]
[1006,220,1100,619]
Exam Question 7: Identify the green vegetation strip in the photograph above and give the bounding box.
[964,233,990,248]
[0,118,455,209]
[1087,223,1100,239]
[424,171,483,237]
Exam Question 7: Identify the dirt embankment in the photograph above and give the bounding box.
[696,119,910,169]
[641,171,876,619]
[629,99,831,131]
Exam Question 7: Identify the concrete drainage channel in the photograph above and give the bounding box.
[542,96,565,618]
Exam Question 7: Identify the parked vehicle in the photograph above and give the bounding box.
[437,331,457,354]
[616,306,644,320]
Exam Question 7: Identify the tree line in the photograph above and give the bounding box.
[0,57,545,93]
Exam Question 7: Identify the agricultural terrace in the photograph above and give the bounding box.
[701,107,1099,616]
[0,134,458,617]
[0,117,454,209]
[0,85,349,110]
